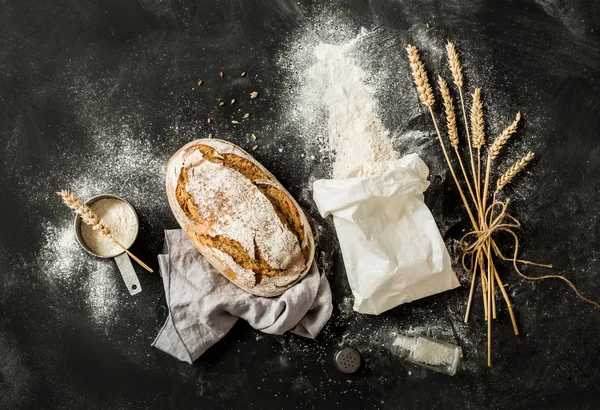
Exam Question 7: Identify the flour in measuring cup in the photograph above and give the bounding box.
[81,198,138,257]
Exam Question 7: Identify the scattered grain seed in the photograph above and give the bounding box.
[252,145,258,151]
[219,71,224,77]
[241,72,246,77]
[197,80,203,86]
[208,133,213,139]
[231,99,236,104]
[231,120,239,124]
[426,23,430,29]
[251,133,257,141]
[243,113,250,119]
[250,91,259,99]
[219,101,225,106]
[207,118,212,124]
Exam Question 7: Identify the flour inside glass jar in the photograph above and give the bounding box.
[81,199,138,257]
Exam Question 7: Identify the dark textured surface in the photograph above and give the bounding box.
[1,0,600,409]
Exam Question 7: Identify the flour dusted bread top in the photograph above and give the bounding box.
[166,139,314,297]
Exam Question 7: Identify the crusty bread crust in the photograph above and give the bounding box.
[166,139,314,297]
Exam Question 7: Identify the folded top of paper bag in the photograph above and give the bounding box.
[314,154,430,219]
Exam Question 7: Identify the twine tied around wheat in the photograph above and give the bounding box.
[461,198,599,308]
[460,199,550,274]
[406,42,599,366]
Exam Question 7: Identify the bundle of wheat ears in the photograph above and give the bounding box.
[57,191,153,273]
[406,42,599,366]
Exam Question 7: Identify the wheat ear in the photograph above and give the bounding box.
[406,45,435,107]
[57,191,111,236]
[446,41,463,88]
[496,152,535,192]
[438,76,458,148]
[470,89,485,148]
[489,112,521,160]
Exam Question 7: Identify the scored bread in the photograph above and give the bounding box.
[166,139,315,297]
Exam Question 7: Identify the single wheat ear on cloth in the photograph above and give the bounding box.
[57,191,153,273]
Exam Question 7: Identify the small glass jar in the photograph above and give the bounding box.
[390,334,462,376]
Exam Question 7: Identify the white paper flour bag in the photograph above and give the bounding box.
[313,153,459,315]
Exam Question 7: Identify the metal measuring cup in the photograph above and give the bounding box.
[74,194,142,296]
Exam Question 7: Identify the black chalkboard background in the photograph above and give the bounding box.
[1,0,599,409]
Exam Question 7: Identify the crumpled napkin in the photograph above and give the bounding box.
[313,153,459,315]
[152,229,333,364]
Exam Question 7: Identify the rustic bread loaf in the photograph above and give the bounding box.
[166,139,315,297]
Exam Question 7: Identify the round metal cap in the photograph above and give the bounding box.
[334,347,361,374]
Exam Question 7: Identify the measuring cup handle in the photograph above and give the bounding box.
[114,253,142,295]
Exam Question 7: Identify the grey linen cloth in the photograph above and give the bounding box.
[152,229,333,364]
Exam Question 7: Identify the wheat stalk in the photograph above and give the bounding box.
[489,112,521,160]
[470,89,485,148]
[57,190,154,273]
[438,76,459,148]
[406,45,435,107]
[496,152,535,192]
[446,41,463,88]
[58,191,111,236]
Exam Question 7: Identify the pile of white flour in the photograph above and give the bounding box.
[280,28,408,180]
[309,32,398,178]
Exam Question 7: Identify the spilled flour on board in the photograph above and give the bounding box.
[38,222,120,326]
[31,124,167,328]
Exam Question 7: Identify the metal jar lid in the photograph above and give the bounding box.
[334,347,361,374]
